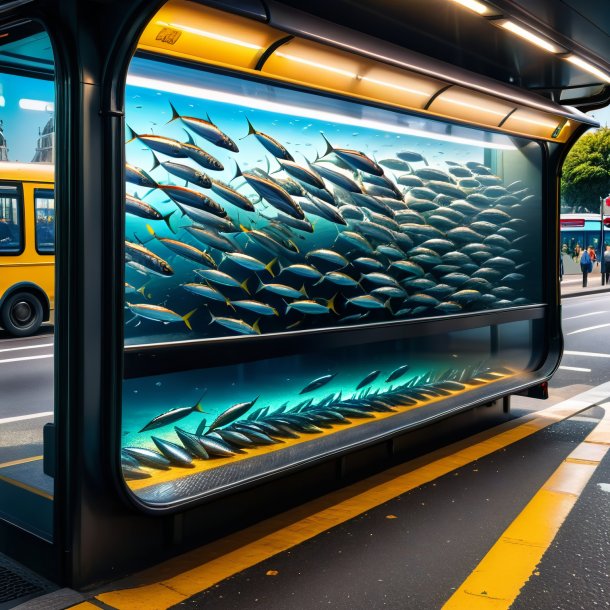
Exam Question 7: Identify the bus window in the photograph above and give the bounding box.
[35,188,54,254]
[0,185,22,254]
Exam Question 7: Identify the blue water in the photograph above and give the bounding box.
[123,57,543,345]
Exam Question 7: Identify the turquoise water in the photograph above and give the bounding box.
[123,57,543,344]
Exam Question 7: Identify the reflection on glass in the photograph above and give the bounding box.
[124,57,543,345]
[35,188,54,254]
[0,186,21,253]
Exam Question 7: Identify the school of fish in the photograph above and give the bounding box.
[124,102,535,338]
[122,363,511,479]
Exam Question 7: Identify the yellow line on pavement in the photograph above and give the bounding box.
[93,393,603,610]
[442,403,610,610]
[0,455,43,469]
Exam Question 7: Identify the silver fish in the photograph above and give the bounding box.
[300,374,337,394]
[152,436,194,467]
[139,394,206,432]
[207,396,259,432]
[169,102,238,151]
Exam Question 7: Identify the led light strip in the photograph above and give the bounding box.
[126,74,516,150]
[447,0,610,84]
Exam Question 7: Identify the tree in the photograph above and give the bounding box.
[561,127,610,212]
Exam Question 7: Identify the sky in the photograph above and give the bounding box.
[586,105,610,129]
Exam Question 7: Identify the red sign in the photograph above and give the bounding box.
[560,218,585,227]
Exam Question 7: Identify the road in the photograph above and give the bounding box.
[0,292,608,463]
[0,325,53,463]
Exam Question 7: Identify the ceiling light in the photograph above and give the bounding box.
[155,20,263,50]
[273,52,357,78]
[448,0,490,15]
[500,21,563,54]
[565,55,610,84]
[359,76,430,98]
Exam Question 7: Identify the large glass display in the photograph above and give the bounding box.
[124,57,543,344]
[122,54,545,504]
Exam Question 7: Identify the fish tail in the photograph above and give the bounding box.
[145,223,155,237]
[193,389,208,412]
[162,210,176,233]
[242,116,257,139]
[226,298,236,311]
[327,293,338,315]
[125,124,138,143]
[252,318,261,334]
[150,150,161,172]
[182,127,195,146]
[384,298,393,315]
[320,132,334,157]
[232,161,243,182]
[299,284,308,298]
[283,299,291,314]
[182,308,197,330]
[136,282,150,298]
[313,276,325,287]
[168,101,180,123]
[265,257,277,277]
[240,277,250,295]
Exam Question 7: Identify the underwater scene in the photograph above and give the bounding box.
[122,320,541,502]
[123,57,543,344]
[122,57,544,501]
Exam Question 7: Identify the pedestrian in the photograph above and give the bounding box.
[573,244,582,262]
[588,245,597,266]
[604,245,610,283]
[580,248,593,287]
[559,250,564,282]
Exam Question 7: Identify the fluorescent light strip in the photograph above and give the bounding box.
[448,0,489,15]
[126,74,515,150]
[501,21,561,54]
[273,52,357,78]
[506,113,561,130]
[359,76,430,98]
[155,20,263,50]
[440,96,508,118]
[566,55,610,84]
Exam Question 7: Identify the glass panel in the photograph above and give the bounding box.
[0,185,21,254]
[35,188,55,253]
[123,319,544,505]
[0,25,55,541]
[124,56,543,346]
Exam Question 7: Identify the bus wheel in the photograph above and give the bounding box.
[1,292,44,337]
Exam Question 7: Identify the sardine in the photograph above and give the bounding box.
[139,393,206,432]
[244,117,293,160]
[169,102,238,151]
[300,374,337,394]
[152,436,194,467]
[127,303,197,329]
[321,133,384,176]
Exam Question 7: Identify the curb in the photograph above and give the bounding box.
[561,287,610,298]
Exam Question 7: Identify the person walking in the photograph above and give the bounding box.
[580,248,593,287]
[604,245,610,284]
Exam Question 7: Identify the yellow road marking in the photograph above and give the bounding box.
[0,474,53,499]
[442,402,610,609]
[0,455,43,469]
[94,389,606,610]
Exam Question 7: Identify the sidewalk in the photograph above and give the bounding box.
[561,272,610,298]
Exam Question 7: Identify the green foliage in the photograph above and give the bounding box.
[562,127,610,212]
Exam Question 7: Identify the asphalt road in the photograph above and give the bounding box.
[555,291,610,389]
[0,325,53,463]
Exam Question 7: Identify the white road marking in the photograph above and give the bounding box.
[0,411,53,425]
[564,350,610,359]
[566,323,610,335]
[0,354,53,365]
[563,311,607,320]
[558,365,592,372]
[598,483,610,493]
[0,343,53,354]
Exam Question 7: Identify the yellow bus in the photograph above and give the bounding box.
[0,162,54,336]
